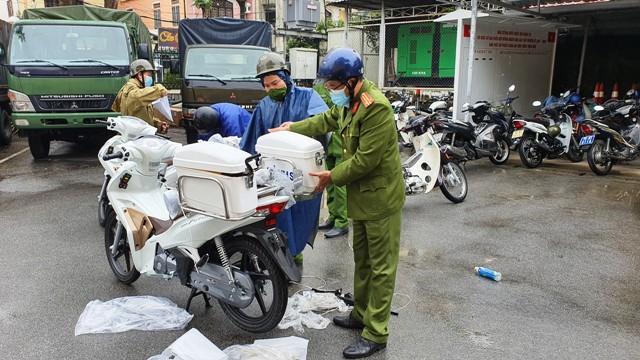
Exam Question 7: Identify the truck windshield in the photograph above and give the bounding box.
[184,47,269,81]
[9,24,129,66]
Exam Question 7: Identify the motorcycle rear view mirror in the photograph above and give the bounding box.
[561,90,570,98]
[532,101,542,107]
[508,85,515,92]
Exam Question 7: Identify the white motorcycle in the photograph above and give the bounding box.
[101,131,303,333]
[96,116,172,226]
[399,114,468,203]
[392,93,417,147]
[512,100,578,168]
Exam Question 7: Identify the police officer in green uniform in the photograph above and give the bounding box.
[112,59,168,132]
[270,47,405,359]
[312,83,349,238]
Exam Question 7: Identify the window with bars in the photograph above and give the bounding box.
[153,3,161,29]
[172,6,180,26]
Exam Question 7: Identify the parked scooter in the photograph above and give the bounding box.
[96,116,175,226]
[433,96,512,165]
[579,105,640,175]
[512,98,582,168]
[101,128,302,333]
[391,92,417,147]
[399,114,468,203]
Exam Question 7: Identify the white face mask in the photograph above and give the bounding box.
[329,87,350,107]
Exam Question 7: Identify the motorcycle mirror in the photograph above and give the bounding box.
[594,105,605,111]
[532,100,542,107]
[508,85,515,92]
[561,90,570,98]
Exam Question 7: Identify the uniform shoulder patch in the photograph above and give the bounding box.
[360,92,375,108]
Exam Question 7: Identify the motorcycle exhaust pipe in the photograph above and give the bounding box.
[442,144,467,159]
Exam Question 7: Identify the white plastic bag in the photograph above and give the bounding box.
[277,292,348,333]
[254,336,309,360]
[75,296,193,335]
[148,328,227,360]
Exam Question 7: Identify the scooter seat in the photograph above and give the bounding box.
[149,216,174,236]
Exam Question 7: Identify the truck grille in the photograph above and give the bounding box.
[34,95,114,112]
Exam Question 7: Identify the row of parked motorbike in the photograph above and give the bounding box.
[390,85,640,185]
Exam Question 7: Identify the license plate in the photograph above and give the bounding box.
[579,135,595,146]
[511,129,524,139]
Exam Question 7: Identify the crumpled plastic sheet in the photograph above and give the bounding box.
[254,168,297,209]
[224,344,296,360]
[206,134,241,148]
[75,296,193,335]
[277,292,349,333]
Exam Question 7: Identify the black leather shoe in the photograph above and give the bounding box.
[333,314,364,329]
[318,219,334,230]
[325,227,348,238]
[343,337,387,359]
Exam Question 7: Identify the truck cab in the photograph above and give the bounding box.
[180,44,270,143]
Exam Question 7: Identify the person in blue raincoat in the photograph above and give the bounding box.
[240,52,328,265]
[193,103,251,141]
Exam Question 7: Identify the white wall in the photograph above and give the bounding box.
[452,20,557,121]
[0,0,18,21]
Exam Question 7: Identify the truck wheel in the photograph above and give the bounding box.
[0,110,12,146]
[28,134,51,159]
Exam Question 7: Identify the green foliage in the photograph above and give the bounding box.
[315,19,345,32]
[161,72,180,90]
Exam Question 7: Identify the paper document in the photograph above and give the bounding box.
[152,96,173,121]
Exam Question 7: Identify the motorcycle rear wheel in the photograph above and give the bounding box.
[439,162,467,203]
[104,211,140,284]
[587,139,613,175]
[566,135,584,162]
[518,133,544,168]
[217,237,288,333]
[489,139,510,165]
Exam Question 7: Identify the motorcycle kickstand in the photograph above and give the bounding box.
[185,253,212,312]
[185,287,212,312]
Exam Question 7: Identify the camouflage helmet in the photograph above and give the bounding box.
[130,59,155,76]
[255,52,289,78]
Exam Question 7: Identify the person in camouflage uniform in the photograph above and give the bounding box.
[112,59,169,133]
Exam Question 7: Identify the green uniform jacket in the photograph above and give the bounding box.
[112,78,167,126]
[291,79,406,221]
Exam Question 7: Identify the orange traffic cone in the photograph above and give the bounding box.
[610,83,619,100]
[597,83,605,104]
[592,83,599,103]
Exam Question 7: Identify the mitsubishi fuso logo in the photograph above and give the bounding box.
[71,102,79,109]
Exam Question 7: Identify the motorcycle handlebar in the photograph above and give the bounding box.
[95,119,109,125]
[102,151,124,161]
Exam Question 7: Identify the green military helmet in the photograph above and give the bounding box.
[255,52,289,78]
[130,59,155,76]
[547,125,561,138]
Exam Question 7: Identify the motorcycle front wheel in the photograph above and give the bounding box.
[566,135,584,162]
[518,133,544,168]
[587,139,613,175]
[217,236,288,333]
[489,139,510,165]
[439,162,468,203]
[104,211,140,284]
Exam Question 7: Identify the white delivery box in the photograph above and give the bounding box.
[255,131,325,194]
[173,142,257,219]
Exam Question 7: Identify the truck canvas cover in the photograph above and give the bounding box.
[21,5,151,54]
[178,18,272,61]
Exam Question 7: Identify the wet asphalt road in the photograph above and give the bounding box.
[0,130,639,360]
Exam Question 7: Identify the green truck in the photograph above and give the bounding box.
[5,6,152,158]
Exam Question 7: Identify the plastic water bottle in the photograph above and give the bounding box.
[474,266,502,281]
